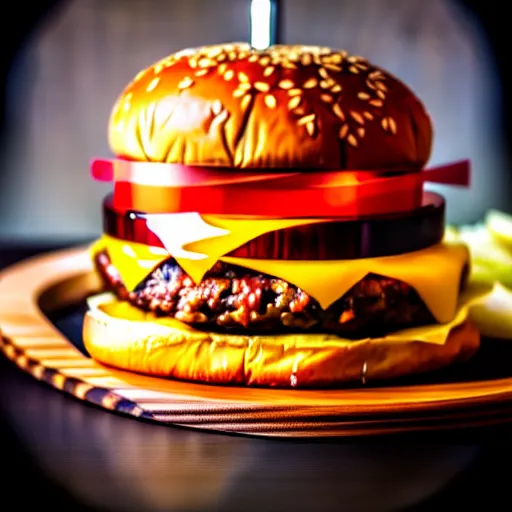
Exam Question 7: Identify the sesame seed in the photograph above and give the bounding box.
[356,63,369,70]
[349,66,360,74]
[218,63,228,74]
[347,134,358,147]
[278,79,295,89]
[146,77,160,92]
[241,94,252,110]
[388,117,397,134]
[288,88,302,96]
[324,63,342,72]
[306,121,316,136]
[319,68,330,79]
[338,124,349,139]
[238,82,252,91]
[195,69,208,77]
[366,80,376,90]
[323,78,336,89]
[238,72,249,82]
[288,95,302,109]
[154,63,164,74]
[233,88,246,98]
[264,94,277,108]
[249,54,259,62]
[369,99,383,107]
[259,56,271,66]
[369,70,383,79]
[263,66,275,77]
[282,61,297,69]
[238,51,249,60]
[228,51,237,60]
[211,100,223,115]
[320,94,333,103]
[254,81,270,92]
[297,113,316,126]
[331,53,343,64]
[363,111,374,120]
[332,103,345,120]
[301,54,312,65]
[224,69,235,81]
[177,76,194,89]
[357,127,365,138]
[381,117,389,130]
[303,78,318,89]
[376,81,388,92]
[198,57,214,68]
[350,111,365,124]
[217,53,227,62]
[331,84,342,93]
[357,92,371,100]
[377,90,386,100]
[207,47,223,58]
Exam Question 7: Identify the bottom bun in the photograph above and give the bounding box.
[83,297,480,388]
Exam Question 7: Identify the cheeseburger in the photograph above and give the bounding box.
[84,43,479,388]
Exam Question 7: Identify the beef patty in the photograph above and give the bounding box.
[93,250,442,339]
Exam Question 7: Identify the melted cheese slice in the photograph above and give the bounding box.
[90,236,169,291]
[222,244,468,324]
[146,213,326,279]
[91,234,469,324]
[90,214,327,290]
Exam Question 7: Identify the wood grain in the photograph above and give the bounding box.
[0,247,511,437]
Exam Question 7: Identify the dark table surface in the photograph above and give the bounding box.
[1,244,511,512]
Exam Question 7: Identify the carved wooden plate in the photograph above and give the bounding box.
[1,247,511,437]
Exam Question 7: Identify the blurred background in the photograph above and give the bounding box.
[0,0,510,243]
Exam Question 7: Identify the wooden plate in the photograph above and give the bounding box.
[1,247,511,437]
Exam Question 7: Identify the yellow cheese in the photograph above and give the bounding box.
[145,212,326,280]
[89,236,169,291]
[222,244,468,324]
[92,214,326,290]
[91,234,469,325]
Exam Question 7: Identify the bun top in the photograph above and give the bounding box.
[108,43,432,171]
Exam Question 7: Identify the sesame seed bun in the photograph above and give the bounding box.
[108,43,433,171]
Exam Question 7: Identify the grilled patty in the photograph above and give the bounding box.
[94,250,440,339]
